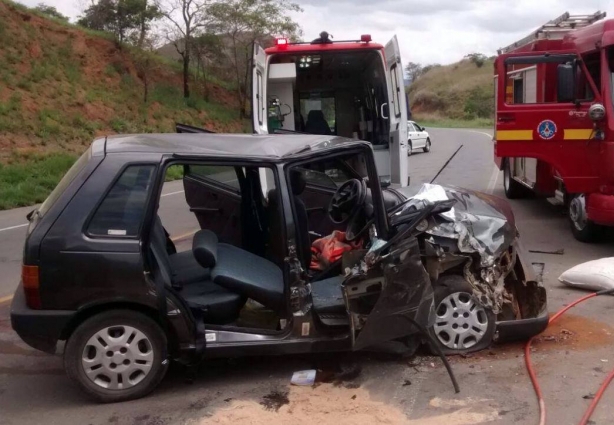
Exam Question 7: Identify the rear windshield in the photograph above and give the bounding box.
[38,148,91,217]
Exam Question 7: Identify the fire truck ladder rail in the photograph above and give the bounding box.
[497,11,607,55]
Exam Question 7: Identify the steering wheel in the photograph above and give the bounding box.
[328,178,367,224]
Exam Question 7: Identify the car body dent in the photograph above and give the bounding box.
[390,183,547,323]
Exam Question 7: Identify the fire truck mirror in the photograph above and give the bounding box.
[556,64,575,103]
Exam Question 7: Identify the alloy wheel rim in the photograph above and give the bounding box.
[433,292,489,350]
[81,325,154,390]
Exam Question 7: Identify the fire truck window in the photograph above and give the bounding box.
[577,53,599,101]
[505,60,596,105]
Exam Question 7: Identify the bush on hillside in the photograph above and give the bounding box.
[463,86,493,119]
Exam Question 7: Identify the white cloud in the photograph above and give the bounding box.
[16,0,611,65]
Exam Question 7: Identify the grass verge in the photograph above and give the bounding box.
[413,114,493,129]
[0,153,76,210]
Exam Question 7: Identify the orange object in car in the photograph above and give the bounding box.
[310,231,360,271]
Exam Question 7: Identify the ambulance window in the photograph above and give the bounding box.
[256,71,263,125]
[391,64,401,117]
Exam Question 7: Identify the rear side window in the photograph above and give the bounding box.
[88,165,155,237]
[38,148,91,217]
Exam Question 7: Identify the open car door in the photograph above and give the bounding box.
[252,42,268,134]
[345,206,438,350]
[384,35,409,187]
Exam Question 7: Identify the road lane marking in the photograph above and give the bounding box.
[487,166,500,194]
[0,223,28,233]
[0,294,13,305]
[171,230,198,242]
[161,190,184,197]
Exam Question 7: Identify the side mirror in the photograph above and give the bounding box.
[379,176,391,188]
[557,63,575,103]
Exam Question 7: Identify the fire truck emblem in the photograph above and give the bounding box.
[537,120,557,140]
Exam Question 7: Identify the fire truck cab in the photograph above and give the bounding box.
[252,32,409,187]
[494,12,614,242]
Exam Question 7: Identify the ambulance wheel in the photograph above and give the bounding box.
[407,141,412,156]
[503,158,528,199]
[428,275,495,355]
[568,194,603,243]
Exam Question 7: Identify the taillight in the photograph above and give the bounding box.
[22,265,41,309]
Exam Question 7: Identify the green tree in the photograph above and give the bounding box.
[191,33,223,101]
[405,62,423,84]
[77,0,116,32]
[157,0,209,99]
[34,3,69,21]
[208,0,302,117]
[78,0,160,45]
[464,53,488,68]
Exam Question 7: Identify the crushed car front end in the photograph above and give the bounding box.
[390,184,548,347]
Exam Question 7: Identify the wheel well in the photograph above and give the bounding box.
[59,302,179,354]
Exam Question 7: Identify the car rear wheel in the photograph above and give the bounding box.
[65,310,169,403]
[407,141,412,156]
[423,138,431,153]
[503,158,528,199]
[568,194,603,243]
[428,275,495,355]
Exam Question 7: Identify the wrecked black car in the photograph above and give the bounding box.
[11,134,547,402]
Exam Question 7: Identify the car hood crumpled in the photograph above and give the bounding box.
[392,183,518,267]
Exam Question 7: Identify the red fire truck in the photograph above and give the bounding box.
[252,32,409,187]
[494,11,614,242]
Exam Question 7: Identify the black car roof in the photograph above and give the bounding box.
[101,133,370,160]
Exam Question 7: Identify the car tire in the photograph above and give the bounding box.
[568,194,603,243]
[407,141,413,156]
[427,275,495,355]
[64,310,169,403]
[503,158,528,199]
[423,138,431,153]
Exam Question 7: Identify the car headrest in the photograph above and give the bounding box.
[307,109,326,122]
[192,230,218,268]
[290,170,306,195]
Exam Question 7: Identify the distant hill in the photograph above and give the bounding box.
[0,0,245,163]
[408,57,494,122]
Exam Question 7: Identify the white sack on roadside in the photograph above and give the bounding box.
[559,258,614,292]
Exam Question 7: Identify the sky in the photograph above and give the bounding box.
[17,0,613,65]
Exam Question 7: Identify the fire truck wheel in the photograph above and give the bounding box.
[407,141,413,156]
[423,138,431,153]
[568,194,603,243]
[503,158,527,199]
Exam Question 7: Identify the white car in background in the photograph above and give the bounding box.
[407,121,431,155]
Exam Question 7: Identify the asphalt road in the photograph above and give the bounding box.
[1,128,614,425]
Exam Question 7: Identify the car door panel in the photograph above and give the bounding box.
[345,236,435,350]
[183,168,242,247]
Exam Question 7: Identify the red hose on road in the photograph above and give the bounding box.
[524,291,614,425]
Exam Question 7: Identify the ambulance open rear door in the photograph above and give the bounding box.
[384,35,409,187]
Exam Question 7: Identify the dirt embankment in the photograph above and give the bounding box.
[0,0,244,162]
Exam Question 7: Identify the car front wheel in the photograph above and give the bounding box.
[407,141,413,156]
[423,138,431,153]
[64,310,169,403]
[428,275,495,355]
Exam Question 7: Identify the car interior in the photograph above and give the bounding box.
[267,51,390,146]
[149,152,400,334]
